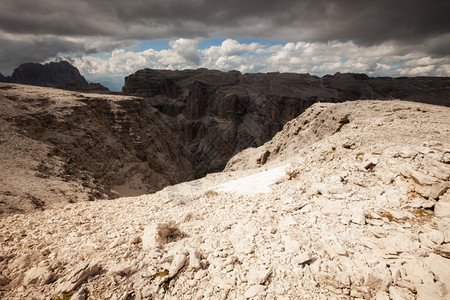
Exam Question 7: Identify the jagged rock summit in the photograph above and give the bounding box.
[0,61,109,92]
[1,99,449,299]
[9,61,85,87]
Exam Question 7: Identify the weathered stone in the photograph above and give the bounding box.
[294,252,312,265]
[188,248,202,271]
[374,291,390,300]
[110,262,133,276]
[58,259,100,294]
[427,230,445,245]
[70,287,87,300]
[23,266,52,286]
[279,216,297,227]
[435,202,450,218]
[284,238,301,253]
[435,243,450,258]
[389,286,415,300]
[416,282,447,300]
[351,211,366,225]
[406,167,437,185]
[398,148,418,159]
[415,183,448,199]
[169,254,186,277]
[247,267,272,285]
[319,199,344,216]
[245,284,266,298]
[383,189,403,207]
[383,233,419,254]
[400,259,434,284]
[424,253,450,283]
[142,221,182,249]
[363,267,391,291]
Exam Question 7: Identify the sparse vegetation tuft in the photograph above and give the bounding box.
[355,152,364,160]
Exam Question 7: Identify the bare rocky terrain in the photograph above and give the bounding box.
[0,83,193,213]
[1,98,449,299]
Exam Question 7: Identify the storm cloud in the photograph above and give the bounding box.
[0,0,449,75]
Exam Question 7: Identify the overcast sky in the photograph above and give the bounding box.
[1,0,449,90]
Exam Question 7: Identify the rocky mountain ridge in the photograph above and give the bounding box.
[0,61,109,93]
[1,99,449,299]
[1,67,450,213]
[122,68,450,176]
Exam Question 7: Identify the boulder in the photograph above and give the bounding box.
[142,221,182,249]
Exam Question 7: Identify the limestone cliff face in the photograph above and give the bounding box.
[0,84,193,213]
[123,69,450,176]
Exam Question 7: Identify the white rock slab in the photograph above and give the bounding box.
[214,164,290,195]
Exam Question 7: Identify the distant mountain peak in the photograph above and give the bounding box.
[9,61,87,87]
[0,61,109,92]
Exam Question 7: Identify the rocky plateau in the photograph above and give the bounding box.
[122,68,450,177]
[0,98,449,299]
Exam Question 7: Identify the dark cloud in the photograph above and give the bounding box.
[0,37,84,74]
[0,0,449,74]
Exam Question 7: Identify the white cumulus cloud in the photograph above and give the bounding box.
[65,38,450,91]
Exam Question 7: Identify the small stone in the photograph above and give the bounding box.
[188,249,202,271]
[169,254,186,277]
[389,286,415,300]
[435,202,450,218]
[23,266,52,285]
[363,267,391,291]
[294,252,312,265]
[245,285,266,298]
[351,211,366,225]
[58,259,100,294]
[234,237,255,254]
[407,168,437,186]
[332,242,347,256]
[110,263,133,276]
[415,183,447,200]
[398,148,418,159]
[428,230,445,245]
[383,232,419,254]
[70,287,87,300]
[283,237,301,253]
[279,216,297,227]
[320,200,344,216]
[383,190,403,207]
[375,291,390,300]
[416,282,446,300]
[424,253,450,283]
[247,267,272,285]
[400,259,434,284]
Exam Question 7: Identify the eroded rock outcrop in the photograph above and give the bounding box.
[0,83,193,213]
[123,68,450,176]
